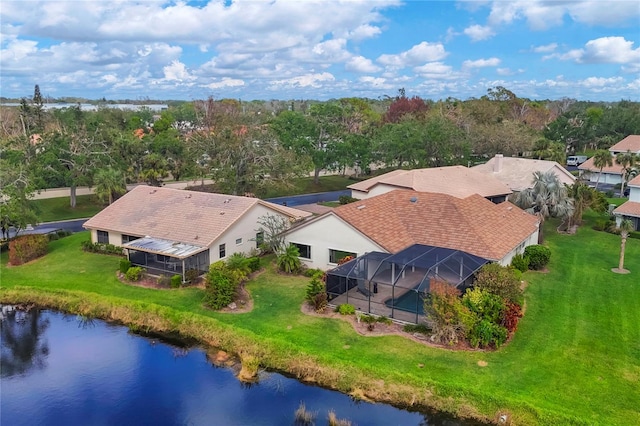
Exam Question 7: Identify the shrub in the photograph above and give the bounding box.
[157,274,171,287]
[403,323,431,335]
[360,314,378,331]
[336,303,355,315]
[629,231,640,240]
[376,315,392,325]
[48,233,59,241]
[424,281,474,345]
[303,268,325,278]
[125,266,145,282]
[81,240,124,256]
[184,269,199,284]
[502,301,524,333]
[119,258,132,274]
[277,244,302,274]
[463,287,506,324]
[226,253,251,276]
[474,263,523,305]
[170,274,182,288]
[306,274,327,312]
[524,245,551,270]
[204,261,242,310]
[592,219,609,231]
[8,234,48,265]
[467,319,508,349]
[338,195,358,205]
[247,256,261,272]
[510,253,529,272]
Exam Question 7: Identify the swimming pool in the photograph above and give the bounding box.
[384,290,425,315]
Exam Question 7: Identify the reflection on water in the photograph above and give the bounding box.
[1,306,50,377]
[1,307,475,426]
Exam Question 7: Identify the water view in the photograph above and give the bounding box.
[1,307,475,426]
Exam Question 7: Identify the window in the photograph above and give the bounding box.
[235,238,243,245]
[97,230,109,244]
[122,234,138,244]
[255,231,264,248]
[329,249,356,264]
[219,243,226,259]
[292,243,311,260]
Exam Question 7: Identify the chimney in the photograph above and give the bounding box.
[494,154,504,173]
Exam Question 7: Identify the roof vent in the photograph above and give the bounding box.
[220,211,225,215]
[150,189,157,194]
[224,198,231,204]
[185,194,192,198]
[357,205,366,210]
[410,196,418,203]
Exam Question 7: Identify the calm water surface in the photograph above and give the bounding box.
[1,307,475,426]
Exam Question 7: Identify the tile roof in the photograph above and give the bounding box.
[578,157,625,175]
[83,185,311,247]
[609,135,640,153]
[473,155,576,191]
[331,189,539,261]
[347,166,512,198]
[613,201,640,218]
[628,175,640,187]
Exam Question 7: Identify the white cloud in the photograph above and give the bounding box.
[346,56,381,73]
[496,68,524,76]
[163,60,195,82]
[347,24,382,41]
[546,37,640,65]
[532,43,558,53]
[377,42,448,67]
[270,72,335,88]
[580,76,625,88]
[413,62,456,79]
[462,57,501,70]
[203,78,245,90]
[358,76,390,88]
[463,24,495,41]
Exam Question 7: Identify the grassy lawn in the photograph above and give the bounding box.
[31,195,106,222]
[2,212,639,425]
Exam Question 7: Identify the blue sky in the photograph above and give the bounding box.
[1,0,638,101]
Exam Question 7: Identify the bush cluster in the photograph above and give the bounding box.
[510,253,529,273]
[336,303,355,315]
[203,259,247,310]
[8,234,48,265]
[184,268,199,284]
[424,264,525,349]
[125,266,145,281]
[524,245,551,270]
[170,274,182,288]
[81,240,124,256]
[277,244,302,274]
[47,230,72,241]
[157,274,171,287]
[338,195,358,205]
[119,258,132,274]
[305,272,327,312]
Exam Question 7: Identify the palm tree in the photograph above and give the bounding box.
[613,219,634,273]
[93,167,126,205]
[592,149,613,190]
[277,244,301,273]
[616,150,639,197]
[513,171,574,242]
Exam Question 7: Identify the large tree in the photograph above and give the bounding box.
[513,171,574,242]
[616,150,639,197]
[613,219,634,274]
[591,149,613,190]
[93,167,126,205]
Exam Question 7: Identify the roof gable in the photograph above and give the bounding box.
[473,156,575,191]
[332,189,539,261]
[84,185,310,247]
[609,135,640,153]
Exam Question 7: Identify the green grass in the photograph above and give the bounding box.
[318,201,341,207]
[2,213,639,425]
[606,197,628,207]
[262,175,356,198]
[31,195,106,222]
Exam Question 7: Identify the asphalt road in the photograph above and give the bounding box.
[6,218,88,239]
[265,190,350,207]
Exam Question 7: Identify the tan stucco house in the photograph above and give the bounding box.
[284,189,539,271]
[83,185,311,280]
[579,135,640,186]
[613,175,640,231]
[348,166,512,203]
[473,154,576,192]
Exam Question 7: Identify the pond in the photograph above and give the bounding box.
[1,306,477,426]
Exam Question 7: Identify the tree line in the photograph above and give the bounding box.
[2,85,639,233]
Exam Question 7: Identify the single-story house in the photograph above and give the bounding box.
[284,189,539,271]
[348,165,512,203]
[613,175,640,231]
[473,154,576,192]
[83,185,311,281]
[579,135,640,186]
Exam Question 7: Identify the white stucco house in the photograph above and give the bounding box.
[284,189,539,271]
[578,135,640,186]
[347,165,512,203]
[473,154,576,192]
[613,175,640,231]
[83,185,311,281]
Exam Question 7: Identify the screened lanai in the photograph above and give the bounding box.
[325,244,489,324]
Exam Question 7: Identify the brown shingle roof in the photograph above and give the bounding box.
[348,166,512,198]
[83,185,311,247]
[332,189,539,261]
[609,135,640,153]
[628,175,640,187]
[614,201,640,218]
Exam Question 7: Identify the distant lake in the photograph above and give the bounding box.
[0,103,168,112]
[0,307,477,426]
